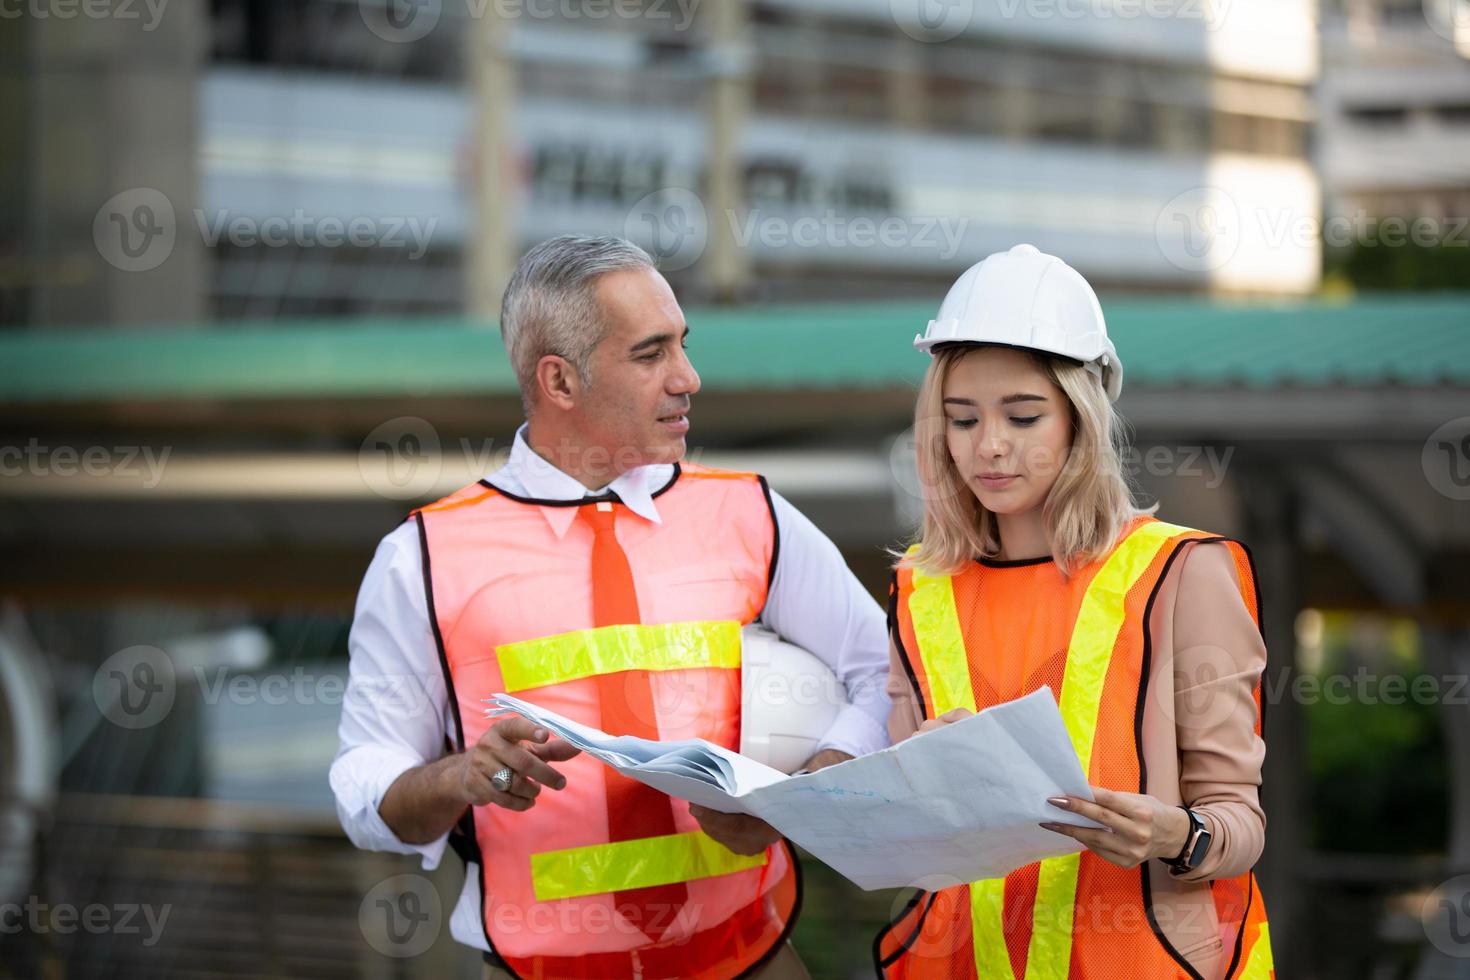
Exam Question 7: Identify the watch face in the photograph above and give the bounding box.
[1186,828,1213,868]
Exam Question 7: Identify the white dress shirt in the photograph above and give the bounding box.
[330,424,890,952]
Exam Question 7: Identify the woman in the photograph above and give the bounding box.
[874,245,1274,980]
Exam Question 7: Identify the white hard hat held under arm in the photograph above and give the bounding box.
[739,624,845,774]
[914,243,1123,402]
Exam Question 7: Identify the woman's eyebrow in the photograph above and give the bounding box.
[943,394,1048,407]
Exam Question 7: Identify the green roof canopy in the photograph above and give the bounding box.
[2,294,1466,404]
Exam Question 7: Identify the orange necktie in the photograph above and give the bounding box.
[580,502,688,941]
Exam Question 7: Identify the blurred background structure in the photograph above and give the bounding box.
[2,0,1469,977]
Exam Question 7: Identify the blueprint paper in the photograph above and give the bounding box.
[487,687,1103,890]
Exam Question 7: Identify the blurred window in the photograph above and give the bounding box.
[1433,104,1470,125]
[1346,106,1410,126]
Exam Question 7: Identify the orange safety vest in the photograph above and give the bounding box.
[875,517,1273,980]
[412,462,799,979]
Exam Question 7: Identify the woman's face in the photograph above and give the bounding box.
[941,347,1074,517]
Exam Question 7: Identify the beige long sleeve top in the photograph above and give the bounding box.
[886,540,1268,979]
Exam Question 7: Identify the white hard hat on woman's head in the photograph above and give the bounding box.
[914,244,1123,402]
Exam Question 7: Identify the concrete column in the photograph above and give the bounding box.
[467,7,518,321]
[23,0,206,328]
[1240,462,1305,977]
[1426,627,1470,867]
[887,37,927,131]
[997,56,1035,143]
[704,0,751,303]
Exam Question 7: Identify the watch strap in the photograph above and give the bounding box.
[1170,806,1199,863]
[1166,806,1209,873]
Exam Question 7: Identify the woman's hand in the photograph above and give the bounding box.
[1040,787,1192,869]
[917,707,973,734]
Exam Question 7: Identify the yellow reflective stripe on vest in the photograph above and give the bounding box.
[905,522,1191,980]
[907,557,978,717]
[1024,521,1189,978]
[1238,921,1274,980]
[529,830,768,902]
[496,620,741,692]
[908,553,1012,976]
[971,878,1015,978]
[1055,521,1187,782]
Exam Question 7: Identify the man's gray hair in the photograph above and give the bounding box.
[499,235,655,412]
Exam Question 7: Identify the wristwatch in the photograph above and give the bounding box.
[1164,806,1212,875]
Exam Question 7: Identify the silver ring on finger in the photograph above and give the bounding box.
[491,767,514,793]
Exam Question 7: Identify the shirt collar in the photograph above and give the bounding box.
[494,424,672,538]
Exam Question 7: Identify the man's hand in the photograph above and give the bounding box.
[689,749,851,856]
[800,748,852,772]
[378,717,581,845]
[455,716,581,812]
[688,805,782,856]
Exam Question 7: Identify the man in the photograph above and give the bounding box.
[331,236,889,978]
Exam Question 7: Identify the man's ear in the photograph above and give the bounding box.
[534,354,581,412]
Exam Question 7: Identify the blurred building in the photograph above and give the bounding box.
[1320,0,1470,223]
[7,0,1321,330]
[7,3,1470,979]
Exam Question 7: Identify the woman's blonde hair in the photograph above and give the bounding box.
[899,344,1154,578]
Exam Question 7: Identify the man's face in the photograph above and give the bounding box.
[574,266,701,473]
